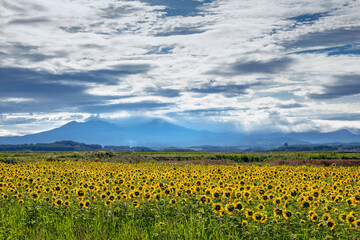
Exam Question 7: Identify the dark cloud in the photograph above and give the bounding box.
[79,101,173,113]
[1,0,46,12]
[80,44,104,49]
[277,103,304,109]
[0,117,38,125]
[284,27,360,49]
[319,113,360,121]
[0,64,152,87]
[291,43,360,56]
[2,43,67,62]
[99,4,143,18]
[8,17,51,25]
[189,83,259,97]
[309,75,360,99]
[59,26,87,33]
[145,87,181,98]
[178,107,239,116]
[155,26,206,37]
[0,66,151,113]
[208,57,293,76]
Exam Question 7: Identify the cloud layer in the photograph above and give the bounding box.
[1,0,360,135]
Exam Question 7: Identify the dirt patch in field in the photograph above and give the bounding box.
[164,159,360,167]
[273,159,360,166]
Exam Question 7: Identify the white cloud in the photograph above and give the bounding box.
[1,0,360,135]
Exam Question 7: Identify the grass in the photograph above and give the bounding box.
[0,152,359,239]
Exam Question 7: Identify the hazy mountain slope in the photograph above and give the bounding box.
[0,119,359,147]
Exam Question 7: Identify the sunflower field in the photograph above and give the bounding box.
[0,160,359,239]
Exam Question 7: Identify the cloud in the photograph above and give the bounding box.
[145,87,181,98]
[0,66,141,113]
[288,12,328,24]
[189,82,260,97]
[99,3,143,19]
[208,57,294,76]
[8,17,51,25]
[277,103,304,109]
[284,27,360,49]
[154,26,206,36]
[79,101,173,113]
[309,75,360,99]
[137,0,215,17]
[1,0,360,135]
[291,43,360,56]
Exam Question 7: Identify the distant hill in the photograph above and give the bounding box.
[0,118,359,148]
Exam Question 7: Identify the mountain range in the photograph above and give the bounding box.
[0,118,359,148]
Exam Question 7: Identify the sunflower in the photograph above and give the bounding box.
[79,201,85,208]
[212,203,224,214]
[273,208,283,219]
[354,219,360,229]
[339,214,347,222]
[322,213,331,222]
[234,201,244,211]
[30,192,40,201]
[100,193,107,200]
[283,210,292,220]
[257,203,265,211]
[346,215,355,224]
[301,200,311,209]
[76,189,86,199]
[18,199,24,204]
[212,190,221,200]
[353,194,360,203]
[105,200,111,206]
[310,213,319,222]
[142,192,152,201]
[346,198,354,206]
[64,200,70,206]
[241,220,248,227]
[223,191,231,199]
[55,198,63,206]
[260,194,269,202]
[154,193,161,202]
[132,200,140,208]
[225,203,235,215]
[245,209,254,218]
[169,198,177,205]
[243,191,251,198]
[273,197,281,206]
[253,212,263,223]
[54,185,62,192]
[261,213,268,223]
[326,219,336,230]
[84,200,91,208]
[198,195,207,204]
[108,194,115,201]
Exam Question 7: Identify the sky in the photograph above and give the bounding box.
[1,0,360,136]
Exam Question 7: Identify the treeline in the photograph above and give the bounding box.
[0,141,102,151]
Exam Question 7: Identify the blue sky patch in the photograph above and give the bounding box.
[288,12,328,24]
[137,0,214,17]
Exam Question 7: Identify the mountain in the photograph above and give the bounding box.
[0,118,359,147]
[0,119,245,147]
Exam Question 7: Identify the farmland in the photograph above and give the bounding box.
[0,151,359,239]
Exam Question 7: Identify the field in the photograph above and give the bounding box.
[0,152,360,239]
